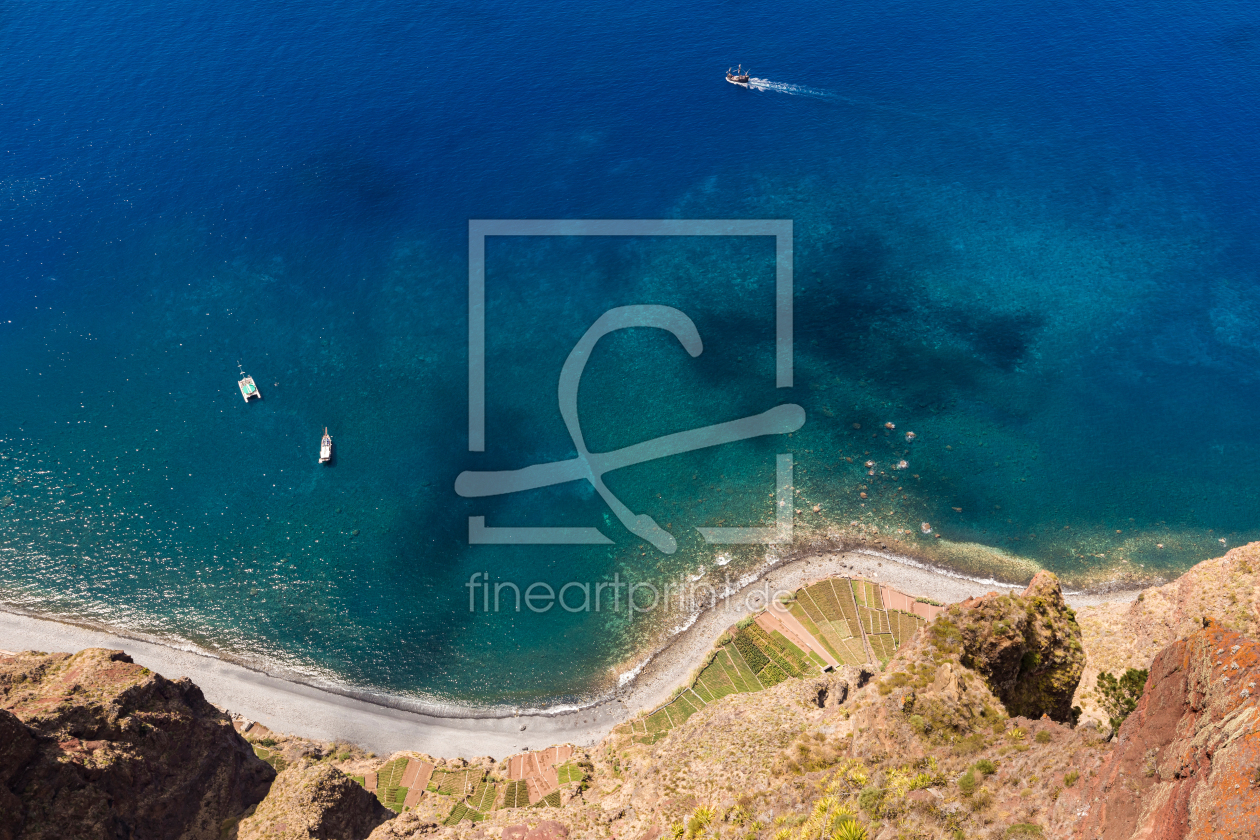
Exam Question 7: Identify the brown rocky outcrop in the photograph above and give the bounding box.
[0,648,274,840]
[1061,621,1260,840]
[364,812,438,840]
[237,759,391,840]
[950,570,1085,721]
[1074,541,1260,728]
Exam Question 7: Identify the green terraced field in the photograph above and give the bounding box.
[500,780,529,809]
[467,781,498,811]
[627,577,939,745]
[804,582,843,622]
[430,768,481,797]
[788,601,824,640]
[690,677,715,703]
[644,708,673,733]
[764,629,810,671]
[532,790,562,808]
[725,646,764,692]
[381,786,408,813]
[374,757,410,808]
[829,579,861,626]
[742,623,809,678]
[671,691,699,719]
[869,633,896,663]
[795,592,848,660]
[757,661,788,686]
[889,609,926,644]
[828,618,854,641]
[556,762,587,785]
[444,802,486,824]
[840,638,868,665]
[732,633,769,672]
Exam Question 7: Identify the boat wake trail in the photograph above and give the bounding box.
[746,77,836,100]
[744,76,967,130]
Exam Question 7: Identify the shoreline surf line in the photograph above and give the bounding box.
[0,547,1142,757]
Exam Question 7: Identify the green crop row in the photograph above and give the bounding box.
[532,790,562,808]
[444,802,486,825]
[500,780,530,808]
[380,786,408,812]
[556,762,587,785]
[467,781,498,811]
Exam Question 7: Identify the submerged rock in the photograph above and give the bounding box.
[0,647,273,840]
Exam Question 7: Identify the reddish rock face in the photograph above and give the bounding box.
[1067,622,1260,840]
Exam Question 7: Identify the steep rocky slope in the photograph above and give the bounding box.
[237,760,392,840]
[1059,620,1260,840]
[1073,541,1260,728]
[0,648,274,840]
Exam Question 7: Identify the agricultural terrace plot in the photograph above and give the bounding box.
[467,781,499,811]
[868,633,897,664]
[838,638,868,666]
[629,622,813,743]
[744,621,811,677]
[429,768,483,797]
[889,609,925,645]
[500,780,530,809]
[694,653,739,702]
[793,589,848,660]
[556,762,587,785]
[829,579,862,632]
[400,759,434,809]
[444,802,486,825]
[501,745,572,804]
[851,579,881,609]
[382,786,409,813]
[621,577,938,744]
[723,645,764,692]
[533,791,562,808]
[374,756,411,810]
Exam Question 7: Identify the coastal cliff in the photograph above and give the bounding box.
[1073,541,1260,729]
[1060,620,1260,840]
[5,547,1260,839]
[0,648,273,839]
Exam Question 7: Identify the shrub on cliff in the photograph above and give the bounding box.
[1095,667,1147,732]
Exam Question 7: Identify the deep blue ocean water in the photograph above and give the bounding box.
[2,0,1260,706]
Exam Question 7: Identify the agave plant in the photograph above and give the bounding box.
[688,806,717,838]
[825,808,858,835]
[829,821,868,840]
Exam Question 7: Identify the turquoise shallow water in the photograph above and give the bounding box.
[2,0,1260,706]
